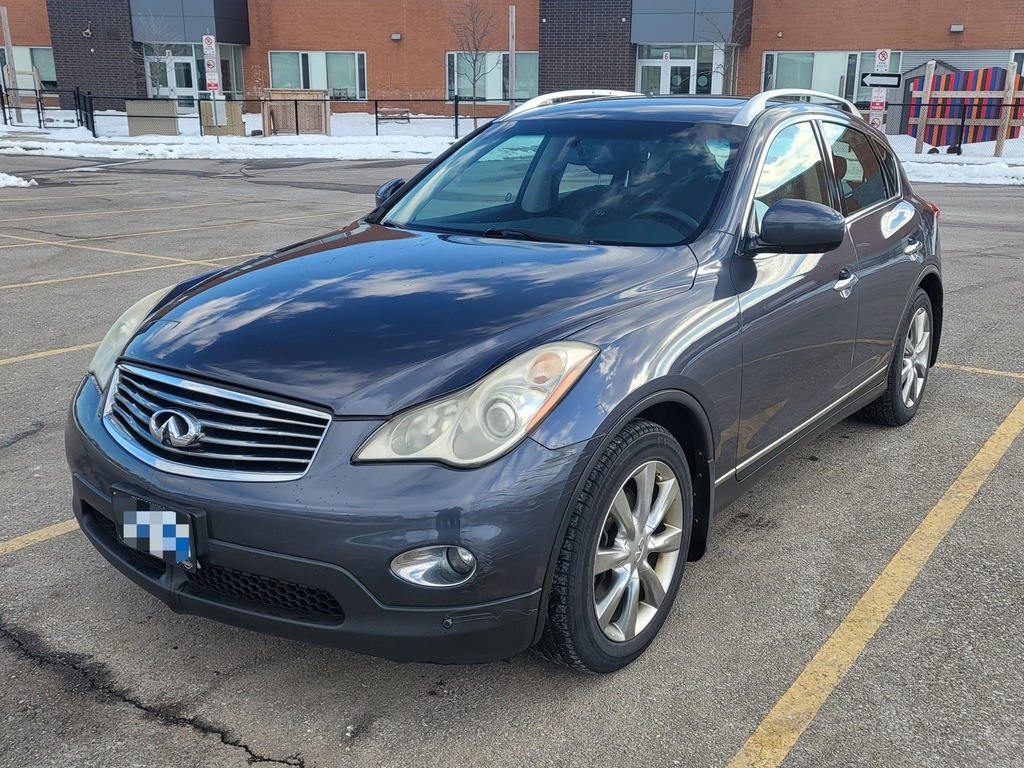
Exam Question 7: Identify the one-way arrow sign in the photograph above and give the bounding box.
[860,72,902,89]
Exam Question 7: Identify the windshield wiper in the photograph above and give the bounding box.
[482,228,591,245]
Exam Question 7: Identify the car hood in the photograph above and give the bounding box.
[124,222,697,416]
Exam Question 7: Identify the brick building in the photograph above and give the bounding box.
[5,1,1024,107]
[12,0,539,108]
[737,0,1024,102]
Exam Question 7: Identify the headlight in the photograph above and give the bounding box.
[355,342,598,467]
[88,285,174,391]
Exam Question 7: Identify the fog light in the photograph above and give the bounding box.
[391,545,477,587]
[446,546,476,575]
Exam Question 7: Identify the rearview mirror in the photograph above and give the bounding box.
[375,178,406,207]
[759,199,846,252]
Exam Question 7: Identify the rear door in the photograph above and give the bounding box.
[733,120,861,480]
[820,123,925,382]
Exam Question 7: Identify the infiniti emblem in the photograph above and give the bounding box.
[149,409,204,449]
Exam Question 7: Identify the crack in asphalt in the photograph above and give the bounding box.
[0,614,306,766]
[0,420,45,451]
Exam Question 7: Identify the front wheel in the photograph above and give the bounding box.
[537,420,693,673]
[861,288,934,426]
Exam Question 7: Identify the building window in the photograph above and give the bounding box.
[762,52,814,90]
[1,46,58,92]
[763,51,902,101]
[1013,51,1024,72]
[29,48,57,91]
[269,51,367,99]
[446,51,538,101]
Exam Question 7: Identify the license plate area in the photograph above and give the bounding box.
[111,488,202,566]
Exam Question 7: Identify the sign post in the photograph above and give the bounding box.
[1,6,23,122]
[202,34,222,141]
[868,48,891,131]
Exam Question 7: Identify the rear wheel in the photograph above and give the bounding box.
[537,419,693,673]
[861,289,933,426]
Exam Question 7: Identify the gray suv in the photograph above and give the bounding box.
[66,89,941,673]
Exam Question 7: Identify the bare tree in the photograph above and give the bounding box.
[133,12,179,97]
[448,0,502,127]
[696,0,753,95]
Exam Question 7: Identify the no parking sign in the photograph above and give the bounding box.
[203,34,220,91]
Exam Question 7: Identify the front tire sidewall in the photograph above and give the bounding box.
[557,422,693,672]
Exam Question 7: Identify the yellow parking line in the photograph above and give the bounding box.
[0,343,99,366]
[726,395,1024,768]
[0,200,249,223]
[0,211,358,251]
[0,189,166,203]
[0,520,80,557]
[0,252,261,291]
[0,233,219,265]
[937,363,1024,381]
[0,262,208,290]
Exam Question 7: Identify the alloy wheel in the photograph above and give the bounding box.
[901,307,931,408]
[592,460,684,643]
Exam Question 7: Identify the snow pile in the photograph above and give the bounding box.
[0,172,37,188]
[0,136,454,162]
[901,160,1024,185]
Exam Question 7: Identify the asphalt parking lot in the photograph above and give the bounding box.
[1,154,1022,768]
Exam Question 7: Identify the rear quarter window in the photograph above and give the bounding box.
[821,123,892,215]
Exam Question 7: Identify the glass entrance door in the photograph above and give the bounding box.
[639,65,661,95]
[668,65,692,94]
[636,60,697,95]
[146,56,198,112]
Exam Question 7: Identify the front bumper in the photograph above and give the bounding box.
[67,377,591,664]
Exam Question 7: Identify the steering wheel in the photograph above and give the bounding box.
[630,206,700,235]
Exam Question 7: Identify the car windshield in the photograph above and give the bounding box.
[380,117,745,246]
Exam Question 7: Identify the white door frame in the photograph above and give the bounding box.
[635,47,727,95]
[146,55,199,112]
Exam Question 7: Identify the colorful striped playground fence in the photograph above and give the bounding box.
[908,61,1024,155]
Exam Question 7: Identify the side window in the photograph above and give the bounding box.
[821,123,891,215]
[753,122,829,228]
[872,138,901,198]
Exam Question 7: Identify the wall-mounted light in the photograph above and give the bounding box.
[82,22,92,38]
[949,23,965,33]
[776,31,783,38]
[390,32,402,41]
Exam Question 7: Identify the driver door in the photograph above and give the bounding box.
[733,120,861,479]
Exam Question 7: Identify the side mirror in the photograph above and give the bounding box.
[374,178,406,208]
[759,198,846,252]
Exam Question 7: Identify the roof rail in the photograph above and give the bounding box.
[732,89,860,126]
[501,89,643,120]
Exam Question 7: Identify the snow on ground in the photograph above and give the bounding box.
[0,171,37,187]
[0,109,462,161]
[2,109,1024,184]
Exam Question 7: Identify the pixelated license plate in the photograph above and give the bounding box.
[112,491,194,565]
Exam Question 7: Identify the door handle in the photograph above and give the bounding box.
[833,269,859,297]
[904,240,924,259]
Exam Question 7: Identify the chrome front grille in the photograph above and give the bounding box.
[103,363,332,481]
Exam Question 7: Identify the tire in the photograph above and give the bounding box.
[861,288,934,426]
[537,419,693,673]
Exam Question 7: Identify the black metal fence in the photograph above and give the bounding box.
[0,85,51,130]
[0,87,510,140]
